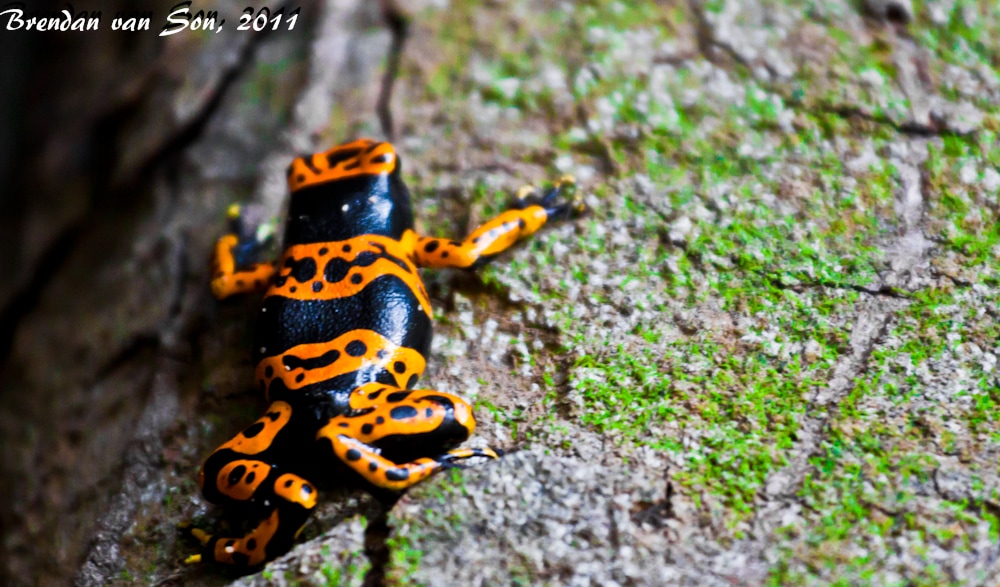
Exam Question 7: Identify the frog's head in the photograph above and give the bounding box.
[286,139,397,192]
[283,139,415,243]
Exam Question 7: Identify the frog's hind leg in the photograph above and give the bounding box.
[317,385,499,491]
[182,490,313,567]
[183,401,317,566]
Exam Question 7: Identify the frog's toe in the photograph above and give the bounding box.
[178,503,312,567]
[178,521,214,565]
[512,176,585,219]
[438,446,502,465]
[183,525,214,546]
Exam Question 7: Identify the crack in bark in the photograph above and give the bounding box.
[376,2,409,140]
[688,0,980,139]
[762,272,912,300]
[361,508,391,587]
[932,469,1000,524]
[662,232,913,301]
[86,225,190,387]
[812,103,978,138]
[688,0,759,81]
[0,221,84,362]
[114,4,283,192]
[749,149,931,559]
[631,465,676,528]
[73,359,181,587]
[607,502,622,552]
[0,18,271,372]
[571,101,625,176]
[90,333,162,385]
[929,268,980,289]
[165,232,190,329]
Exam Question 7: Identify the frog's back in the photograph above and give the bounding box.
[252,140,432,409]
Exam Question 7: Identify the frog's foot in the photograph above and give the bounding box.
[179,469,317,567]
[438,446,502,465]
[210,204,277,299]
[512,175,586,219]
[178,522,213,565]
[180,507,294,567]
[318,386,499,491]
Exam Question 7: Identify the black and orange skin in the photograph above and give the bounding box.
[187,139,582,567]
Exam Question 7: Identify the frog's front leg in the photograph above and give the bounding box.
[411,176,584,269]
[182,401,317,566]
[317,386,499,491]
[211,204,277,299]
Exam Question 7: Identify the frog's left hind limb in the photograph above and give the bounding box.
[182,402,317,567]
[181,489,314,567]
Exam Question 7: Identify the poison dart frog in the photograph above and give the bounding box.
[183,139,583,567]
